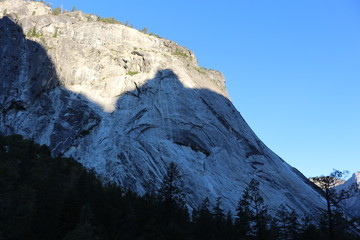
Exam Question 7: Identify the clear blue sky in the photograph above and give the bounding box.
[48,0,360,178]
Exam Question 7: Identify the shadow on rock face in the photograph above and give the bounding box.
[0,16,324,214]
[0,16,59,112]
[0,16,100,156]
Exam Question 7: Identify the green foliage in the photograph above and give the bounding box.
[148,32,163,38]
[52,7,61,16]
[194,67,206,74]
[44,1,52,8]
[194,66,219,74]
[126,71,139,76]
[96,16,122,24]
[140,27,149,34]
[40,37,47,45]
[139,27,163,38]
[71,6,77,12]
[27,26,42,37]
[124,20,133,28]
[52,27,59,38]
[3,9,7,16]
[173,47,190,59]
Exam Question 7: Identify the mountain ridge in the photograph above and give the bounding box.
[0,0,326,214]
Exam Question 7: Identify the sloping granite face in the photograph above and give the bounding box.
[0,16,101,156]
[337,172,360,218]
[0,1,326,214]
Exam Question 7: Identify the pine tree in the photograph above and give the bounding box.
[236,179,270,240]
[192,197,215,240]
[311,170,358,240]
[275,205,299,240]
[195,197,212,221]
[158,162,186,207]
[287,209,299,240]
[157,161,189,235]
[275,205,290,240]
[213,197,225,224]
[236,185,252,238]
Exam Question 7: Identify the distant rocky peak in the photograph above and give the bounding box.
[336,172,360,218]
[348,172,360,186]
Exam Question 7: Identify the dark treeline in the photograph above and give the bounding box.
[0,134,359,240]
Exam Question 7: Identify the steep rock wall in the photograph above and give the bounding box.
[0,0,326,214]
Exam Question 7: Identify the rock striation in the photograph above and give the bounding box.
[0,0,326,214]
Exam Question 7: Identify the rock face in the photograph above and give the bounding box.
[0,0,326,214]
[337,172,360,218]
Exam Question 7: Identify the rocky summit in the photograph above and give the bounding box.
[337,172,360,218]
[0,0,326,214]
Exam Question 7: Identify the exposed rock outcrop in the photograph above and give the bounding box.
[0,0,326,214]
[337,172,360,218]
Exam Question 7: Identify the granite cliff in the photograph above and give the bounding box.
[338,172,360,218]
[0,0,326,214]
